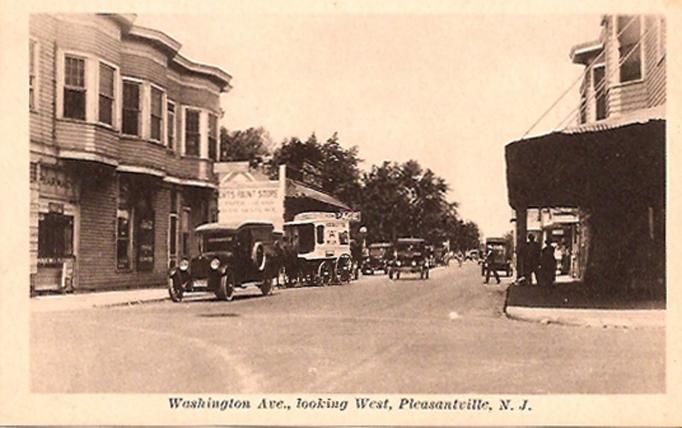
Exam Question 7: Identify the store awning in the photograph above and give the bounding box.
[285,179,351,211]
[505,118,665,209]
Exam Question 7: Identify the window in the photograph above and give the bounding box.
[38,213,74,258]
[63,55,86,119]
[150,87,163,141]
[593,65,607,120]
[181,207,191,256]
[617,15,642,83]
[316,225,325,245]
[168,214,178,267]
[578,78,587,124]
[98,63,115,126]
[29,40,37,111]
[117,178,133,270]
[167,102,175,150]
[122,80,140,136]
[656,17,665,62]
[208,114,218,161]
[184,109,200,156]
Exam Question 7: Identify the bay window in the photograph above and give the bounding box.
[150,86,163,141]
[98,62,115,126]
[122,80,140,136]
[184,109,200,156]
[63,55,86,120]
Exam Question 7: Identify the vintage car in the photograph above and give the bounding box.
[480,237,513,277]
[388,238,430,280]
[283,212,353,286]
[362,242,393,275]
[168,221,277,302]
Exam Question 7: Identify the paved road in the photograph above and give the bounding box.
[31,263,665,393]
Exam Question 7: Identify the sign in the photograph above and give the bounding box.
[39,164,79,201]
[294,211,361,222]
[218,177,284,231]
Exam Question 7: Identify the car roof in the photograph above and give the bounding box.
[369,242,393,248]
[195,221,275,233]
[486,238,506,244]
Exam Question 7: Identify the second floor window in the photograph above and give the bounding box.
[150,87,163,141]
[122,80,140,136]
[185,109,200,156]
[64,56,86,120]
[99,63,115,126]
[593,65,607,120]
[208,114,218,161]
[29,40,37,111]
[167,102,175,150]
[617,15,642,83]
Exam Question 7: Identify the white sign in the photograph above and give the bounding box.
[294,211,361,222]
[218,174,284,231]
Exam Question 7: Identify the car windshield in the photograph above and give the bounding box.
[369,247,388,258]
[203,232,236,253]
[396,242,423,255]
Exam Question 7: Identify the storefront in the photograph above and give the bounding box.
[31,162,80,292]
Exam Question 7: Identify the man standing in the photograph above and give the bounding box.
[524,234,541,285]
[484,247,501,284]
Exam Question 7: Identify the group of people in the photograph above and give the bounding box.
[520,234,557,287]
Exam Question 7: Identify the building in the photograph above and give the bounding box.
[29,14,231,292]
[506,15,666,296]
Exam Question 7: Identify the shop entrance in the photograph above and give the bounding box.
[35,211,75,292]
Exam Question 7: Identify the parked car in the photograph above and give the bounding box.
[362,242,393,275]
[168,221,277,302]
[388,238,430,280]
[480,237,513,277]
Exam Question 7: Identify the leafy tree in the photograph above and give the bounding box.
[219,126,273,163]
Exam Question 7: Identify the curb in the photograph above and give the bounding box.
[504,305,665,328]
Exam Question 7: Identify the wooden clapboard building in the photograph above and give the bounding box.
[29,14,231,292]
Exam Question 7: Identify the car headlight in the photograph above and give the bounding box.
[179,259,190,271]
[412,260,417,266]
[210,258,220,270]
[396,261,401,267]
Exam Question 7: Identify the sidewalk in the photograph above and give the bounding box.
[504,276,665,328]
[31,288,169,312]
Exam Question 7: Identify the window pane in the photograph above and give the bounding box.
[618,16,641,82]
[99,63,115,97]
[65,56,85,88]
[186,110,199,132]
[123,82,139,109]
[169,216,177,255]
[122,109,139,135]
[167,109,175,149]
[209,114,217,137]
[99,95,113,125]
[151,116,161,141]
[151,88,163,116]
[64,89,86,119]
[29,40,36,75]
[185,110,200,156]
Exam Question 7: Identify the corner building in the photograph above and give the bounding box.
[29,14,231,292]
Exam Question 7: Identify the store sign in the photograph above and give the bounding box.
[39,164,79,201]
[218,178,284,231]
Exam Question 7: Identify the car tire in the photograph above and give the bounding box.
[168,275,185,303]
[215,274,235,301]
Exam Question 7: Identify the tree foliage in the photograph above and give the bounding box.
[219,126,273,163]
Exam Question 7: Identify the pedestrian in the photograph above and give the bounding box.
[539,240,557,287]
[523,234,541,285]
[484,247,501,284]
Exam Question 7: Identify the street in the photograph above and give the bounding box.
[31,263,664,394]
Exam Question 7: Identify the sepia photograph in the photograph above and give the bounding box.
[2,0,681,425]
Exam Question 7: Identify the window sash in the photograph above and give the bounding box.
[63,88,86,120]
[617,16,642,82]
[167,103,175,149]
[185,110,200,156]
[65,56,85,88]
[122,81,140,135]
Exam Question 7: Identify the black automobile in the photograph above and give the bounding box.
[362,242,393,275]
[168,221,277,302]
[388,238,430,280]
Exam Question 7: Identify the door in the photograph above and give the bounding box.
[35,212,74,292]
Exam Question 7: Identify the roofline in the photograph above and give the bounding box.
[172,52,233,90]
[128,24,182,55]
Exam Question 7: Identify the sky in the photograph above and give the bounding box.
[136,13,602,238]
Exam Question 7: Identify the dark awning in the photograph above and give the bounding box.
[505,119,665,209]
[285,178,351,210]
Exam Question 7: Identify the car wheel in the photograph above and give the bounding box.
[168,275,185,303]
[215,274,234,301]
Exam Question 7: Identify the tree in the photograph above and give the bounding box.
[219,126,273,163]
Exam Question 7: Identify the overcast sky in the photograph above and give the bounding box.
[136,13,601,237]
